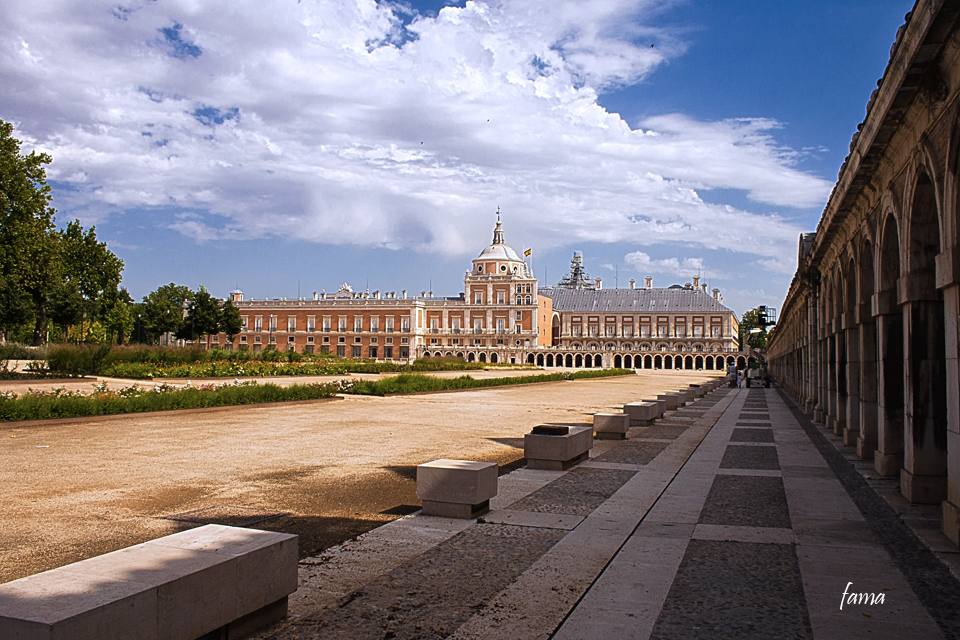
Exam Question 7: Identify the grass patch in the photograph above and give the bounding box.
[41,345,483,378]
[347,368,634,396]
[0,380,344,422]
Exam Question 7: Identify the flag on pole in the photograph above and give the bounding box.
[524,248,532,257]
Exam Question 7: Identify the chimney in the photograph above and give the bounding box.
[374,290,381,299]
[702,283,707,293]
[595,278,602,290]
[645,276,653,289]
[421,290,427,298]
[629,279,636,289]
[312,291,318,300]
[712,288,720,300]
[692,275,700,289]
[402,290,408,299]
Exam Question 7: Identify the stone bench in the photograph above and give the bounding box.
[0,524,298,640]
[417,459,498,518]
[623,402,659,427]
[593,413,629,439]
[525,425,593,470]
[689,384,704,398]
[658,392,680,411]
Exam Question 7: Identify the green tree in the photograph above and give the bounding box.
[103,288,134,345]
[220,299,243,341]
[176,287,221,342]
[48,280,83,341]
[0,120,60,345]
[142,283,193,343]
[61,220,123,340]
[739,308,768,350]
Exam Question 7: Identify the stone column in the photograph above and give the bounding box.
[858,303,879,460]
[899,274,948,504]
[940,279,960,543]
[874,291,904,477]
[844,314,861,446]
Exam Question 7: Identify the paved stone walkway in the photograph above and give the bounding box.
[255,387,960,640]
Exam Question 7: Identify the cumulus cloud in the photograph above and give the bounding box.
[0,0,829,269]
[623,251,722,279]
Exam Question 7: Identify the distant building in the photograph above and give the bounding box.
[207,214,742,369]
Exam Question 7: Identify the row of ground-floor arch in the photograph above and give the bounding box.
[421,350,748,370]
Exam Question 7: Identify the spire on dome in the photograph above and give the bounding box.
[492,207,504,245]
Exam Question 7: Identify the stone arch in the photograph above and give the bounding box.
[899,167,948,498]
[574,354,583,367]
[551,314,561,346]
[654,355,663,369]
[685,355,694,370]
[546,353,554,367]
[614,355,622,368]
[457,352,464,360]
[468,352,476,362]
[736,355,746,369]
[565,354,574,367]
[695,355,704,370]
[537,353,544,366]
[528,354,536,364]
[490,352,499,364]
[706,355,715,370]
[665,355,673,370]
[479,352,487,363]
[594,354,603,367]
[624,354,633,369]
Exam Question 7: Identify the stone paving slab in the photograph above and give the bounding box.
[251,386,959,640]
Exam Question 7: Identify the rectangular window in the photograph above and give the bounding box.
[241,316,248,331]
[474,318,483,333]
[307,316,315,332]
[384,346,393,359]
[307,336,314,343]
[385,317,394,332]
[354,317,363,332]
[338,317,346,332]
[336,345,346,357]
[401,337,408,344]
[515,311,522,321]
[369,346,378,358]
[354,337,362,343]
[352,346,362,358]
[322,317,331,332]
[430,318,439,333]
[254,316,263,332]
[320,345,329,354]
[269,316,277,332]
[657,325,667,338]
[254,335,261,343]
[496,318,505,334]
[401,317,410,332]
[711,325,721,337]
[370,317,379,332]
[452,318,460,333]
[497,291,505,304]
[385,337,393,344]
[475,291,483,304]
[399,347,409,358]
[287,317,296,332]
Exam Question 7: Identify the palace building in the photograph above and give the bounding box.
[211,215,742,370]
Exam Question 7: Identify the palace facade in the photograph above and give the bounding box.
[207,217,742,370]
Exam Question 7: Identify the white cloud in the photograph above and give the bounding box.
[623,251,721,279]
[0,0,829,270]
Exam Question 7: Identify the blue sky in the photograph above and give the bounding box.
[0,0,909,314]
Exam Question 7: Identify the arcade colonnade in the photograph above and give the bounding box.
[767,0,960,545]
[418,349,748,370]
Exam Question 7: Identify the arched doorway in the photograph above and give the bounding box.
[479,353,487,363]
[695,356,703,370]
[490,352,499,364]
[546,353,554,367]
[614,355,622,368]
[645,355,653,369]
[575,354,583,368]
[654,355,662,369]
[594,355,602,367]
[551,314,561,346]
[736,356,746,369]
[706,356,714,370]
[685,355,693,369]
[624,355,633,369]
[566,354,574,367]
[537,354,544,366]
[665,355,673,370]
[468,352,475,362]
[529,354,536,364]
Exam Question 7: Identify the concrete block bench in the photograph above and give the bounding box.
[658,392,681,411]
[623,401,659,427]
[525,425,593,470]
[417,459,498,518]
[0,524,298,640]
[689,384,705,398]
[593,413,629,439]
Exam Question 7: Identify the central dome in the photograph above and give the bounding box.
[476,216,523,262]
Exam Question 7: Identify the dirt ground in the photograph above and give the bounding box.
[0,370,722,584]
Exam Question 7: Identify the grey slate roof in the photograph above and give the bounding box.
[539,287,735,315]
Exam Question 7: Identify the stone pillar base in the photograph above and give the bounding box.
[814,408,824,422]
[942,500,960,547]
[900,469,947,504]
[857,436,877,461]
[826,416,844,435]
[875,451,903,477]
[842,427,858,446]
